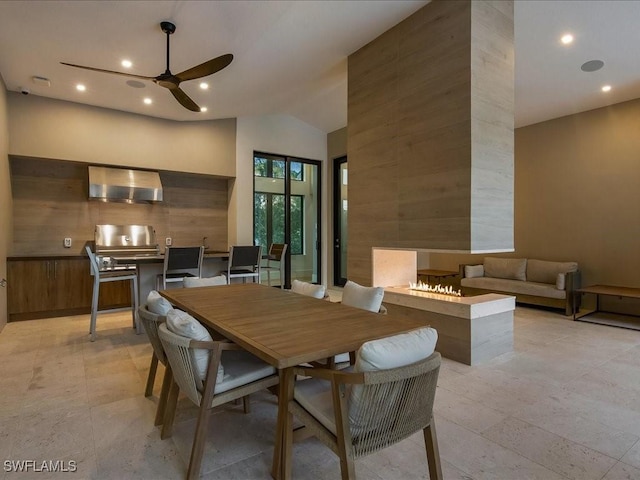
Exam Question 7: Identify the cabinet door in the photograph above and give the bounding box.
[7,260,52,314]
[50,259,94,310]
[98,280,133,310]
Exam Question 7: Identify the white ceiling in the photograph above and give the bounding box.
[0,0,638,133]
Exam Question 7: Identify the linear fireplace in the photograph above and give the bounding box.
[372,248,515,365]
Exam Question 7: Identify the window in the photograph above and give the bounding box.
[254,193,304,255]
[254,155,303,181]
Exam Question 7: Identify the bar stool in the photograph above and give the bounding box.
[156,246,204,290]
[85,246,139,342]
[227,245,262,284]
[261,243,287,288]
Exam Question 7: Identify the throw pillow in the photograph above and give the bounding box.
[341,280,384,313]
[556,273,566,290]
[166,309,223,383]
[484,257,527,281]
[291,280,326,299]
[464,264,484,278]
[147,290,172,315]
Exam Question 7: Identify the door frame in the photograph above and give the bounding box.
[253,151,322,287]
[333,156,347,287]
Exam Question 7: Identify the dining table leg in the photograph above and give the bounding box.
[271,367,295,480]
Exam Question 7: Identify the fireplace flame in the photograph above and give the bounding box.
[409,281,462,297]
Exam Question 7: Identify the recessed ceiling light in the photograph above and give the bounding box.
[76,84,86,92]
[602,85,612,92]
[199,82,209,90]
[143,97,152,105]
[200,106,208,112]
[561,34,574,45]
[121,60,132,68]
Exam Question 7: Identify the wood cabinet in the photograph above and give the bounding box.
[7,257,132,321]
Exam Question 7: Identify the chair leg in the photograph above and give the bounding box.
[145,354,159,397]
[155,364,173,426]
[161,379,180,440]
[243,395,251,414]
[424,417,443,480]
[90,277,100,341]
[131,276,140,334]
[186,400,213,480]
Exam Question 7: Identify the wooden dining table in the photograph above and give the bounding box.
[159,283,428,480]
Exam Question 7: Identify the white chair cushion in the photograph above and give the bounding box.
[147,290,172,315]
[166,309,222,383]
[214,350,276,395]
[341,280,384,313]
[355,327,438,372]
[350,327,438,431]
[291,280,326,299]
[183,275,227,288]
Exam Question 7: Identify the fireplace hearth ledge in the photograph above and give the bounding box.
[383,287,515,365]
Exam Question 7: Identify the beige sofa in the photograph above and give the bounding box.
[459,257,581,316]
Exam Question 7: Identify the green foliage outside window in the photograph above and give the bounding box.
[254,193,303,255]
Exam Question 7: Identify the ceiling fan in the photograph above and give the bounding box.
[61,21,233,112]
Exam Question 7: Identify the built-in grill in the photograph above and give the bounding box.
[93,224,160,271]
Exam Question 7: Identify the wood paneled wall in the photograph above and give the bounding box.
[10,156,229,255]
[347,0,514,285]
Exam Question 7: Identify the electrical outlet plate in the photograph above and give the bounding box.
[64,237,72,248]
[165,237,172,246]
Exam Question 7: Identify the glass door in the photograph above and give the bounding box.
[333,156,348,286]
[254,152,321,287]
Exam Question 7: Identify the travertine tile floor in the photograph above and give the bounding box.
[2,305,640,479]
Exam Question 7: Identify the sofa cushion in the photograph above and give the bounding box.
[527,259,578,285]
[484,257,527,281]
[464,265,484,278]
[461,277,566,299]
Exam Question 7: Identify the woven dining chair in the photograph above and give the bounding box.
[286,350,442,480]
[158,322,279,480]
[138,305,172,426]
[322,280,387,368]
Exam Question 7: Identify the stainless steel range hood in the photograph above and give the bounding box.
[88,166,163,203]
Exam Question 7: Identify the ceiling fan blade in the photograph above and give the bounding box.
[169,87,201,112]
[175,53,233,82]
[60,62,154,81]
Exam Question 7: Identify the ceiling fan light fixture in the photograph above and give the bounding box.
[121,59,132,68]
[143,97,152,105]
[60,21,233,112]
[601,85,612,92]
[199,82,208,90]
[76,84,86,92]
[200,106,208,112]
